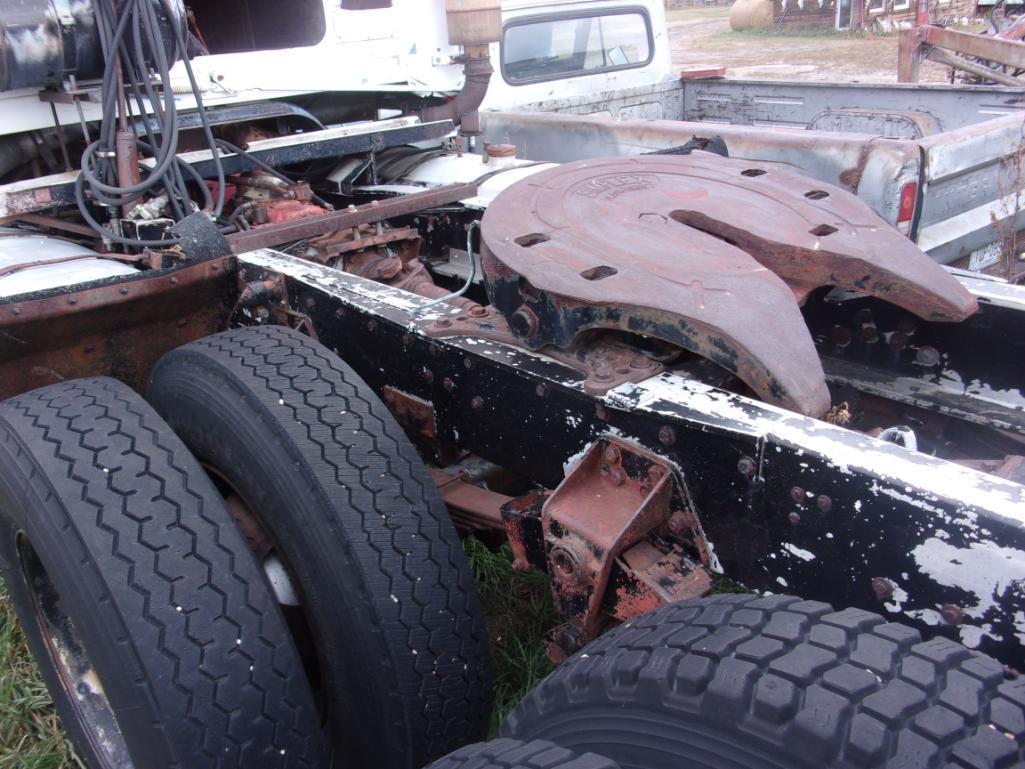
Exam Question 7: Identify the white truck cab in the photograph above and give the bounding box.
[0,0,674,137]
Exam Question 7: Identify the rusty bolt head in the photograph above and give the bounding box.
[647,467,667,490]
[737,457,756,477]
[169,276,179,285]
[790,486,805,503]
[549,546,583,584]
[941,604,963,625]
[915,345,940,367]
[119,286,129,295]
[535,384,548,398]
[463,357,474,370]
[788,512,801,525]
[630,354,651,370]
[67,297,77,305]
[871,577,894,600]
[592,362,614,383]
[658,426,676,446]
[468,305,486,317]
[830,325,852,349]
[667,513,687,533]
[603,445,621,464]
[422,368,434,383]
[816,494,833,513]
[442,377,455,393]
[510,305,539,337]
[470,396,484,410]
[436,318,451,328]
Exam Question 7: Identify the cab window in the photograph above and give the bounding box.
[502,8,653,85]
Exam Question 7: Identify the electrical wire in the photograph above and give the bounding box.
[76,0,227,248]
[412,220,479,317]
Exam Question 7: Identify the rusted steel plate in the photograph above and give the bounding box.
[0,257,234,399]
[665,153,977,322]
[481,156,833,416]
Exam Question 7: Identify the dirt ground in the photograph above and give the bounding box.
[667,6,958,82]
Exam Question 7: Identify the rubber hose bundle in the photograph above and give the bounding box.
[75,0,226,247]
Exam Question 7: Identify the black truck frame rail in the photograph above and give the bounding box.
[238,249,1025,668]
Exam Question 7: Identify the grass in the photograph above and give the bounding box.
[461,537,561,735]
[0,587,81,769]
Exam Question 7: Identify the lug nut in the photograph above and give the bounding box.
[788,512,801,525]
[470,396,484,410]
[658,426,676,446]
[816,495,833,513]
[737,457,756,477]
[790,486,805,502]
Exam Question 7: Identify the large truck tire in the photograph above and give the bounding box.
[0,378,326,769]
[503,593,1025,769]
[147,325,493,768]
[426,738,621,769]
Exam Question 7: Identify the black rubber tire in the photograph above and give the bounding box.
[503,593,1025,769]
[147,325,493,768]
[426,738,622,769]
[0,378,326,769]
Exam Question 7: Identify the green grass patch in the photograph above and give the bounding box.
[0,586,81,769]
[462,537,560,736]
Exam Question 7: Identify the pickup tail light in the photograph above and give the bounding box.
[897,181,918,236]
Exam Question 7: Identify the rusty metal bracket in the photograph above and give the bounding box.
[899,25,1025,85]
[424,306,663,395]
[541,437,712,660]
[225,183,478,254]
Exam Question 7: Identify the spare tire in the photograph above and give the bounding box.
[147,325,493,768]
[503,593,1025,769]
[0,378,326,769]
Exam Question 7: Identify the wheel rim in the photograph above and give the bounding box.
[17,532,133,769]
[200,464,327,724]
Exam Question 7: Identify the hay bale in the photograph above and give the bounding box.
[729,0,774,30]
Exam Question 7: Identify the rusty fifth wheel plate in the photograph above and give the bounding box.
[659,152,977,322]
[481,155,833,416]
[480,155,977,417]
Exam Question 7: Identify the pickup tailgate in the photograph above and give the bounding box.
[915,113,1025,272]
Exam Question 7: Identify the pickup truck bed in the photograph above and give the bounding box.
[481,79,1025,279]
